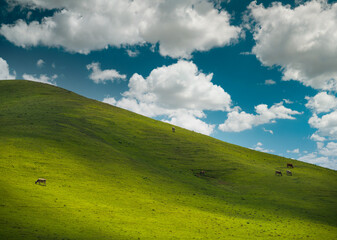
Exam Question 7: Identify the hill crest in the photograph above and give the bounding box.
[1,80,336,239]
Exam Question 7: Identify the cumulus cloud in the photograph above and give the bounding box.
[319,142,337,157]
[283,99,293,104]
[163,112,215,136]
[36,59,45,68]
[287,148,300,154]
[0,57,16,79]
[103,60,232,135]
[316,142,324,150]
[121,60,232,112]
[249,0,337,91]
[253,142,274,153]
[102,97,117,106]
[305,92,337,114]
[310,133,326,142]
[264,79,276,85]
[87,62,126,84]
[305,92,337,141]
[126,49,139,58]
[298,152,337,170]
[308,111,337,140]
[219,101,301,132]
[22,73,57,85]
[297,141,337,170]
[0,0,241,58]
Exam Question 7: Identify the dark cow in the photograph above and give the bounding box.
[172,127,175,133]
[287,163,294,168]
[199,170,205,176]
[35,178,46,185]
[275,171,282,176]
[286,170,292,176]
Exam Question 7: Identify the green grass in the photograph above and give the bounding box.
[0,80,336,240]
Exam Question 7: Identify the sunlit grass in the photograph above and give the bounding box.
[0,80,336,239]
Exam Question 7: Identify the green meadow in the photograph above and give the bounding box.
[0,80,336,240]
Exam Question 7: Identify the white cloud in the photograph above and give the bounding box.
[36,59,45,68]
[163,112,215,136]
[0,57,16,80]
[102,97,117,106]
[295,0,305,5]
[126,49,139,58]
[264,79,276,85]
[22,73,57,85]
[240,51,253,55]
[319,142,337,157]
[298,152,337,170]
[253,142,274,153]
[86,62,126,84]
[0,0,241,58]
[249,0,337,91]
[26,11,32,20]
[140,1,241,58]
[306,92,337,141]
[297,141,337,170]
[287,148,300,154]
[308,111,337,140]
[305,92,337,113]
[104,60,232,135]
[263,128,273,134]
[219,102,301,132]
[121,60,232,112]
[283,99,293,104]
[316,142,324,150]
[310,133,326,142]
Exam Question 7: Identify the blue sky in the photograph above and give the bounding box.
[0,0,337,170]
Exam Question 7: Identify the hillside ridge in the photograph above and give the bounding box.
[1,80,336,240]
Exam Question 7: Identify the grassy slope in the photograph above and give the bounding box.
[0,80,336,240]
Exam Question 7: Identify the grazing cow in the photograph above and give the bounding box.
[287,163,294,168]
[275,171,282,176]
[172,127,175,133]
[286,170,292,176]
[35,178,46,185]
[200,170,205,176]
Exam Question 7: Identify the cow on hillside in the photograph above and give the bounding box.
[35,178,46,185]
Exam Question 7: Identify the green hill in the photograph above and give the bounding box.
[1,80,336,240]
